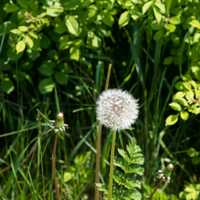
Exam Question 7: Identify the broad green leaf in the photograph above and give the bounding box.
[175,82,185,90]
[180,111,189,121]
[173,91,185,100]
[16,40,26,54]
[64,172,73,182]
[3,3,18,13]
[165,114,179,126]
[188,104,200,115]
[185,91,194,103]
[142,1,153,14]
[153,7,162,24]
[54,19,66,34]
[155,0,166,14]
[165,23,176,33]
[65,16,79,36]
[103,13,114,27]
[24,36,33,48]
[118,11,129,27]
[169,15,181,25]
[46,5,64,17]
[18,26,28,32]
[169,102,182,111]
[38,61,55,76]
[39,78,55,94]
[69,46,80,61]
[59,35,71,49]
[175,97,188,107]
[10,29,21,35]
[2,77,15,94]
[55,71,68,85]
[88,5,97,18]
[191,66,200,81]
[190,19,200,29]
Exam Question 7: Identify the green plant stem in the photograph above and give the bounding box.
[95,64,112,200]
[52,135,61,200]
[95,123,102,200]
[105,64,112,90]
[108,130,117,200]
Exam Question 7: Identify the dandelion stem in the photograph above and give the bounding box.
[95,63,112,200]
[108,130,117,200]
[95,123,102,200]
[52,113,64,200]
[52,135,61,200]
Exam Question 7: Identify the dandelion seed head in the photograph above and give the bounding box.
[96,89,139,130]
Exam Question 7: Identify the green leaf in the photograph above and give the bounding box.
[24,36,33,48]
[175,97,188,107]
[190,19,200,29]
[2,77,15,94]
[3,3,18,13]
[69,46,80,61]
[165,23,176,33]
[38,78,55,94]
[113,137,144,200]
[173,91,185,100]
[188,104,200,115]
[46,5,64,17]
[169,15,181,25]
[155,1,166,14]
[169,102,182,111]
[191,66,200,81]
[38,61,55,76]
[16,41,26,54]
[54,19,66,34]
[18,26,28,32]
[55,71,68,85]
[65,16,79,36]
[165,114,179,126]
[59,35,71,50]
[185,91,194,103]
[64,172,73,182]
[180,111,189,121]
[118,11,129,27]
[153,7,162,24]
[142,1,153,14]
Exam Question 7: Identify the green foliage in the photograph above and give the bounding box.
[166,78,200,126]
[99,137,144,200]
[0,0,200,199]
[179,183,200,200]
[62,151,94,200]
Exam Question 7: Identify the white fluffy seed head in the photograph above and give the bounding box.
[96,89,139,130]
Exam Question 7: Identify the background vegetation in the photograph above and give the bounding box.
[0,0,200,199]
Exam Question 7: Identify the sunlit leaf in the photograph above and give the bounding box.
[169,102,182,111]
[142,1,153,14]
[16,40,26,54]
[65,15,79,36]
[118,11,129,27]
[165,114,179,126]
[180,111,189,121]
[39,78,55,94]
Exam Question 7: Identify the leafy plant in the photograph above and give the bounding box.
[99,137,144,200]
[179,183,200,200]
[166,77,200,126]
[62,151,94,200]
